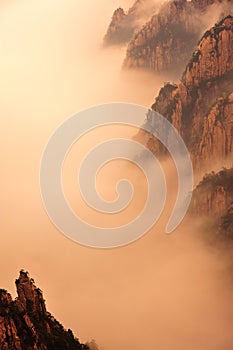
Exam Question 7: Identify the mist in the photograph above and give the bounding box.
[103,0,163,45]
[1,1,233,350]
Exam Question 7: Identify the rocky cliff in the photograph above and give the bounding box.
[191,167,233,216]
[123,0,233,73]
[221,201,233,236]
[104,0,158,46]
[142,16,233,169]
[0,271,88,350]
[191,167,233,237]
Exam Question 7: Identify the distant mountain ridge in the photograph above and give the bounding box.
[123,0,233,73]
[104,0,158,46]
[0,271,89,350]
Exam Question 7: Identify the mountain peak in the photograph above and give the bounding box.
[104,0,157,46]
[15,269,46,315]
[0,271,89,350]
[183,15,233,86]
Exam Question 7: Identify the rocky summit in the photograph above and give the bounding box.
[0,271,88,350]
[104,0,158,46]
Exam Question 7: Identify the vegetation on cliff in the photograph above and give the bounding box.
[124,0,233,73]
[191,167,233,238]
[142,16,233,169]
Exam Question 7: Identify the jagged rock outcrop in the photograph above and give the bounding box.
[104,0,158,46]
[142,16,233,169]
[190,167,233,237]
[191,167,233,216]
[0,291,22,350]
[15,272,47,315]
[0,271,88,350]
[104,8,128,45]
[123,0,233,73]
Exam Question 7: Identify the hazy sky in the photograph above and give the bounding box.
[1,1,233,350]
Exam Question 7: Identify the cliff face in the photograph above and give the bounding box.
[221,202,233,236]
[191,167,233,237]
[183,15,233,85]
[0,291,22,350]
[194,93,233,164]
[191,168,233,216]
[144,16,233,169]
[104,0,158,46]
[0,271,88,350]
[123,0,233,73]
